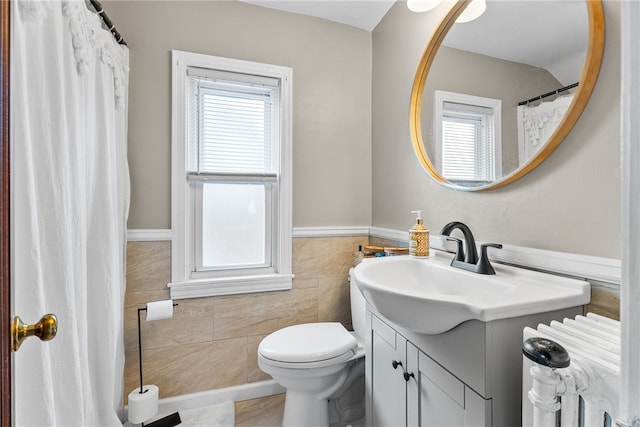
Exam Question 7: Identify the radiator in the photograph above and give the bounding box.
[522,313,620,427]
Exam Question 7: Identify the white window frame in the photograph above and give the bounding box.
[434,90,502,184]
[169,50,293,299]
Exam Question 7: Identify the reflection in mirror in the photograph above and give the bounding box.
[435,90,502,187]
[411,0,603,191]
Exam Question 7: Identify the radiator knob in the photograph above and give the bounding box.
[522,337,570,369]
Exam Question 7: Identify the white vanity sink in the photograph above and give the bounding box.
[353,251,590,335]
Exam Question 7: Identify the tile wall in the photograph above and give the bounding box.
[124,236,368,400]
[124,235,619,423]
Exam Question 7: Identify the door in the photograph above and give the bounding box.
[407,343,491,427]
[1,1,11,425]
[407,343,466,427]
[0,8,57,423]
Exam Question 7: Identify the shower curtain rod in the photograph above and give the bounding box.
[87,0,127,46]
[518,82,579,106]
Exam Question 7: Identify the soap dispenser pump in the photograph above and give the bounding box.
[409,210,429,257]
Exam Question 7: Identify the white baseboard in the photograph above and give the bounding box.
[487,243,621,285]
[127,227,621,285]
[369,227,621,285]
[127,227,371,241]
[368,226,409,243]
[127,229,172,241]
[123,380,285,422]
[292,226,370,238]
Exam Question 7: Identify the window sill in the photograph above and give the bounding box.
[167,273,294,299]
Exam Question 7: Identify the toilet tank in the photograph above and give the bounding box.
[349,268,367,340]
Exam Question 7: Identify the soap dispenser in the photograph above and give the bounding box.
[409,210,429,257]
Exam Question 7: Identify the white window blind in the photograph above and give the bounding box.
[441,100,496,183]
[186,67,280,181]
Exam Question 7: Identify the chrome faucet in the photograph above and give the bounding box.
[439,221,502,275]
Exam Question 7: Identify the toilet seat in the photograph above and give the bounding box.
[259,322,357,369]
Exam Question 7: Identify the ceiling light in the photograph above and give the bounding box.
[455,0,486,23]
[407,0,441,13]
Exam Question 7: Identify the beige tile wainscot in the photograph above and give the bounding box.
[124,236,368,401]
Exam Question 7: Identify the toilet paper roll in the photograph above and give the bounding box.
[146,299,173,321]
[128,384,159,424]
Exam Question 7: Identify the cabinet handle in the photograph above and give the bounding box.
[403,372,415,382]
[392,360,402,370]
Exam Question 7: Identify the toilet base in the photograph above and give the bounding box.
[278,359,365,427]
[282,391,330,427]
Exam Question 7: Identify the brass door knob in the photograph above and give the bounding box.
[11,314,58,351]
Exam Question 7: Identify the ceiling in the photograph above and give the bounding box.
[443,1,588,86]
[239,0,396,31]
[239,0,588,85]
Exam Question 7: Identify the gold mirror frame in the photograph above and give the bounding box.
[409,0,605,191]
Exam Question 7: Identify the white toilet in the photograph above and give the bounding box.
[258,270,367,427]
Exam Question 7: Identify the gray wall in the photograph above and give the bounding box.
[372,1,620,258]
[109,0,621,259]
[106,1,372,229]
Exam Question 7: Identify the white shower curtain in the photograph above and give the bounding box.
[517,94,574,165]
[11,0,129,425]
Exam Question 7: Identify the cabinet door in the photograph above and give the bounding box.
[407,343,491,427]
[371,315,407,427]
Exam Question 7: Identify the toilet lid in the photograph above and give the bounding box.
[259,322,357,363]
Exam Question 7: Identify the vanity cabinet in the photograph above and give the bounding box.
[369,312,407,426]
[406,342,491,427]
[366,305,583,427]
[368,313,490,427]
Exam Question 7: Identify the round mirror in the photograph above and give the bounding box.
[410,0,604,191]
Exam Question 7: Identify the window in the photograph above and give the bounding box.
[435,91,502,186]
[170,50,293,298]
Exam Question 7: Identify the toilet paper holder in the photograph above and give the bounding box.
[130,300,180,426]
[136,301,178,396]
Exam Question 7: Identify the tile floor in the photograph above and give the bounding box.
[235,394,285,427]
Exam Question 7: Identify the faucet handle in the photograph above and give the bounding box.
[446,237,465,262]
[477,243,503,275]
[481,243,503,251]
